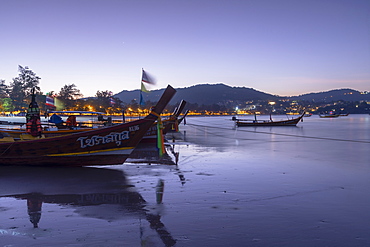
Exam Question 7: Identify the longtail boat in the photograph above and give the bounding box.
[319,113,340,118]
[164,99,187,133]
[0,85,176,166]
[232,112,304,127]
[141,99,187,143]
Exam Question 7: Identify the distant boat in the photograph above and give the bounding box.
[339,113,349,116]
[319,113,340,118]
[304,112,313,117]
[232,113,304,127]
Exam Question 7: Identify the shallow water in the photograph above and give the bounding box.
[0,115,369,247]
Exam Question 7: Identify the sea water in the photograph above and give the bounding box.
[0,115,369,247]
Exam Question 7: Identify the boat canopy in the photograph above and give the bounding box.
[49,111,106,115]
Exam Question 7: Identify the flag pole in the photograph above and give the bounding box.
[139,68,143,119]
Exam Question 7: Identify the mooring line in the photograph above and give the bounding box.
[185,123,370,144]
[0,142,16,156]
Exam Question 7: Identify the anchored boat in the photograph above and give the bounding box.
[232,112,305,127]
[0,85,176,166]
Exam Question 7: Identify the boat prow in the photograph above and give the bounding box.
[0,85,176,167]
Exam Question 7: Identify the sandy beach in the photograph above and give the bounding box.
[0,114,369,246]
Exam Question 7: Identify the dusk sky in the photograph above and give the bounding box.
[1,0,369,97]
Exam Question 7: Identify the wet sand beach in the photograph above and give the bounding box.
[0,115,369,246]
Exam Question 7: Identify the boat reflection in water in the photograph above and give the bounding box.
[127,142,186,185]
[127,143,179,166]
[0,166,176,246]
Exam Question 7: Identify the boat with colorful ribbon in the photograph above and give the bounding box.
[141,99,187,143]
[0,85,176,166]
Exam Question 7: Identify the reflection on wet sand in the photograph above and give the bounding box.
[127,143,179,166]
[0,166,176,247]
[27,194,42,228]
[127,142,186,185]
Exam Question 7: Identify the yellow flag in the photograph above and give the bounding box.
[141,82,149,93]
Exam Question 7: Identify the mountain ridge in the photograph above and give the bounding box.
[114,83,370,105]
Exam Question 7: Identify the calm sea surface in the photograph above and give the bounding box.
[0,115,369,247]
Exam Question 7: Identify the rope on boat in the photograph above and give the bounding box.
[185,123,370,144]
[0,141,16,156]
